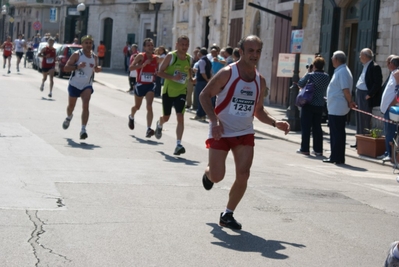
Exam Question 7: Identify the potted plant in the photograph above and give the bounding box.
[355,128,385,158]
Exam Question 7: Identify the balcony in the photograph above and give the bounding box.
[8,0,61,6]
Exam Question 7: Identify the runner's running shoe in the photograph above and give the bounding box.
[80,130,88,140]
[128,116,134,130]
[219,212,242,230]
[173,144,185,155]
[62,116,72,130]
[202,173,213,190]
[146,128,155,138]
[155,121,162,139]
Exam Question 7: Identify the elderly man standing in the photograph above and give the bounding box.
[379,56,399,162]
[351,48,382,148]
[323,51,356,164]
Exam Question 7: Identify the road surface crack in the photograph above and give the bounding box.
[26,210,71,266]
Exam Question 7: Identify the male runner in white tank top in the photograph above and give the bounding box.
[199,35,290,230]
[61,35,102,140]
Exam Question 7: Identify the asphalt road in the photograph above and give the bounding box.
[0,62,397,267]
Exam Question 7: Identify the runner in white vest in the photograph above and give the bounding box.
[199,35,290,230]
[61,35,102,140]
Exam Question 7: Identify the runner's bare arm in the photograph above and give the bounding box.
[38,47,46,57]
[200,68,230,125]
[94,55,101,73]
[254,76,290,134]
[64,52,80,72]
[129,54,144,71]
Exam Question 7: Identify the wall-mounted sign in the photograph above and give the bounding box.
[67,7,79,16]
[277,53,315,78]
[50,8,57,23]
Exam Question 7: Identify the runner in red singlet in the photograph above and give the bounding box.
[127,38,163,138]
[39,38,57,98]
[1,36,13,74]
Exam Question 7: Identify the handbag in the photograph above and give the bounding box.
[296,74,315,107]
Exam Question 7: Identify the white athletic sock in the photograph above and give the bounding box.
[177,140,181,146]
[129,115,134,120]
[81,125,86,131]
[67,114,73,120]
[222,208,234,216]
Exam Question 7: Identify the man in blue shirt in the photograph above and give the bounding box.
[209,46,226,75]
[324,51,356,164]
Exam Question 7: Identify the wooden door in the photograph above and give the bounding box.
[270,10,292,107]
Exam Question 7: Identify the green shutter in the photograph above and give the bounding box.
[354,0,380,81]
[319,0,340,77]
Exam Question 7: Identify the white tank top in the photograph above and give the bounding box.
[69,50,95,90]
[14,39,25,52]
[209,63,261,138]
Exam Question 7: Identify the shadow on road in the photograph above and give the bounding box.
[206,223,305,259]
[335,164,367,171]
[131,135,162,145]
[65,138,101,150]
[41,97,55,101]
[157,151,200,166]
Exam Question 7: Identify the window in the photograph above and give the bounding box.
[233,0,244,11]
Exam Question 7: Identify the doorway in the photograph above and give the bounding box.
[103,18,113,68]
[343,22,358,76]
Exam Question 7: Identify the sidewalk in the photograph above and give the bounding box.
[94,68,391,167]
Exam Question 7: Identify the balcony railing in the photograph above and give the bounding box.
[8,0,60,6]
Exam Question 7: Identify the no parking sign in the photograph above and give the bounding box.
[33,21,41,31]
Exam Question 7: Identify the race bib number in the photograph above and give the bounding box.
[5,47,11,51]
[173,70,187,84]
[76,69,87,78]
[46,58,54,64]
[141,72,153,82]
[229,97,255,117]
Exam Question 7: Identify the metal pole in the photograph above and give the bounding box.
[1,14,6,42]
[79,11,83,42]
[284,0,304,131]
[153,3,161,47]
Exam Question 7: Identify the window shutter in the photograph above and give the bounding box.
[354,0,380,81]
[319,0,340,77]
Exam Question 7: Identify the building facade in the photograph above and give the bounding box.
[2,0,399,107]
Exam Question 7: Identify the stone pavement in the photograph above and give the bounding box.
[93,68,391,167]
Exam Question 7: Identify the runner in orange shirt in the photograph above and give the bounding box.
[97,41,106,67]
[1,36,13,74]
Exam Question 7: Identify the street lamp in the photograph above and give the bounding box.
[76,0,86,42]
[1,5,6,42]
[149,0,163,47]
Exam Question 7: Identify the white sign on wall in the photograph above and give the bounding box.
[50,8,57,23]
[277,53,315,78]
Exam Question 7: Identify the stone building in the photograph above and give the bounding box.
[2,0,399,108]
[174,0,399,108]
[3,0,175,69]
